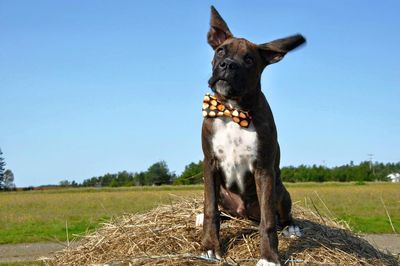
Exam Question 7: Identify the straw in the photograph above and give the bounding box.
[43,195,398,265]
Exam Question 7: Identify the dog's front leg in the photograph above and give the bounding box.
[255,168,280,266]
[201,158,221,259]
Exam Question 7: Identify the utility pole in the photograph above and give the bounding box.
[367,153,375,176]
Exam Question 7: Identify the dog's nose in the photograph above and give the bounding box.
[219,58,238,70]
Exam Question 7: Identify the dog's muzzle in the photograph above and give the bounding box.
[214,80,232,96]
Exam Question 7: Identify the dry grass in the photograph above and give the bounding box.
[44,195,398,266]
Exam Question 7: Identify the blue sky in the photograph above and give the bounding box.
[1,1,399,187]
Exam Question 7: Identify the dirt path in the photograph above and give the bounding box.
[0,235,398,263]
[0,242,78,263]
[362,234,400,255]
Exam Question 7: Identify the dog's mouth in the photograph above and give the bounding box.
[209,78,234,97]
[215,79,231,91]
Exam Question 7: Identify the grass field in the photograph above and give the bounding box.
[286,182,400,233]
[0,183,399,244]
[0,186,202,244]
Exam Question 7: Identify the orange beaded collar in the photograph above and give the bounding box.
[202,94,252,128]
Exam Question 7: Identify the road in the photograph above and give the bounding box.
[0,235,399,263]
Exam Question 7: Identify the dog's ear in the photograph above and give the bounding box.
[207,6,233,50]
[259,34,306,65]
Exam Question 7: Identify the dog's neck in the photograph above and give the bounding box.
[213,84,263,111]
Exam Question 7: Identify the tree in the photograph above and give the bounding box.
[0,148,6,190]
[174,161,203,185]
[116,171,133,186]
[71,180,79,187]
[145,161,174,185]
[82,176,99,187]
[59,180,71,187]
[133,172,146,186]
[109,179,119,187]
[3,169,15,190]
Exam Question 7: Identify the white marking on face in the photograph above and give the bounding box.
[256,259,281,266]
[212,117,258,193]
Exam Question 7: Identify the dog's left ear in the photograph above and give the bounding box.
[259,34,306,65]
[207,6,233,50]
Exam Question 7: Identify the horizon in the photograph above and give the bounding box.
[1,152,398,187]
[1,1,399,187]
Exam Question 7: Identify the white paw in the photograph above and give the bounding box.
[195,213,204,227]
[201,250,221,260]
[282,225,302,238]
[256,259,281,266]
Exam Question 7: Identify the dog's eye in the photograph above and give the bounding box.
[244,56,254,65]
[216,48,225,57]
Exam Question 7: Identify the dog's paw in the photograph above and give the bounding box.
[256,259,281,266]
[201,250,221,260]
[282,225,302,238]
[195,213,204,227]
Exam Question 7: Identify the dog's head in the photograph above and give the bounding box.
[207,6,306,101]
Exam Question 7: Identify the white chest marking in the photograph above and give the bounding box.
[212,118,258,192]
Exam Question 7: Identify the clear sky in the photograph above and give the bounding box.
[1,1,399,187]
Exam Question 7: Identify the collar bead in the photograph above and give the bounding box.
[202,94,252,128]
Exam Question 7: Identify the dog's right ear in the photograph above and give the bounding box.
[207,6,233,50]
[258,34,306,65]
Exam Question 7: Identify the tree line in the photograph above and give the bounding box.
[65,160,398,187]
[280,161,399,182]
[1,144,398,189]
[64,160,203,187]
[77,161,177,187]
[174,160,398,184]
[0,148,15,190]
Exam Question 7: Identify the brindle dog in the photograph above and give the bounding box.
[199,6,305,266]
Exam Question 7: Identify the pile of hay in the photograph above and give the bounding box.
[45,196,397,265]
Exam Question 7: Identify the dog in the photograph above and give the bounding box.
[198,6,306,266]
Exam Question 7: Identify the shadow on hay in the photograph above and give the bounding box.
[288,219,396,264]
[218,217,398,265]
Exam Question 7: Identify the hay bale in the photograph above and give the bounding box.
[44,195,398,265]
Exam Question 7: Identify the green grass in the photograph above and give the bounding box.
[287,182,400,233]
[0,185,203,244]
[0,183,399,244]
